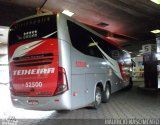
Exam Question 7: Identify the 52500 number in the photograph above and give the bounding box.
[25,82,43,88]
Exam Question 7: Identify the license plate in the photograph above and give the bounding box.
[27,100,39,105]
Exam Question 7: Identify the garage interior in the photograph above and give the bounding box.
[0,0,160,125]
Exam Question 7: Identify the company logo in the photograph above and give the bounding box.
[23,30,37,39]
[75,61,87,68]
[13,68,55,76]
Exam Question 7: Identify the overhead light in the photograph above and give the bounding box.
[62,10,74,17]
[137,55,141,57]
[150,0,160,4]
[151,29,160,34]
[129,52,132,54]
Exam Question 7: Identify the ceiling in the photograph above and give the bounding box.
[0,0,160,56]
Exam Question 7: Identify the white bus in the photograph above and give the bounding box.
[8,13,132,110]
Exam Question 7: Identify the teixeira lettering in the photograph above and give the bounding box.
[13,68,55,76]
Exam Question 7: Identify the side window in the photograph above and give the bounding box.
[111,50,120,59]
[99,39,112,57]
[87,42,103,58]
[91,34,123,62]
[91,35,114,58]
[67,20,103,58]
[67,20,88,55]
[110,48,124,63]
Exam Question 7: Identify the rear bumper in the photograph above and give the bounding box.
[11,91,71,111]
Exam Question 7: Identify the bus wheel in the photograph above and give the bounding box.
[102,84,111,103]
[93,87,102,109]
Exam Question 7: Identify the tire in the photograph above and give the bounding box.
[102,84,111,103]
[93,87,102,109]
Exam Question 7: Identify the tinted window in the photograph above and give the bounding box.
[9,14,57,45]
[91,35,123,62]
[67,20,123,61]
[67,21,103,58]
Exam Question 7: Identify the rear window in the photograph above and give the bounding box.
[9,14,57,45]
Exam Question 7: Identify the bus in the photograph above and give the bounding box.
[8,13,132,110]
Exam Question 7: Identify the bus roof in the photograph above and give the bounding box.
[10,12,129,54]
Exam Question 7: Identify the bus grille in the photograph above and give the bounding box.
[13,53,53,67]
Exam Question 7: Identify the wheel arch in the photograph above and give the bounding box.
[105,80,111,92]
[96,82,104,92]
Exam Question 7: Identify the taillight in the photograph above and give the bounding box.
[54,67,69,95]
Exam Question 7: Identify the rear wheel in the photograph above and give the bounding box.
[93,87,102,109]
[102,84,111,103]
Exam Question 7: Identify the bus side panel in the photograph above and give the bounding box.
[110,73,122,93]
[70,47,86,109]
[57,14,77,110]
[85,56,107,105]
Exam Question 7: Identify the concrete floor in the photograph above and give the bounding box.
[1,82,160,125]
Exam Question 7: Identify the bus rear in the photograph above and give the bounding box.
[8,13,70,110]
